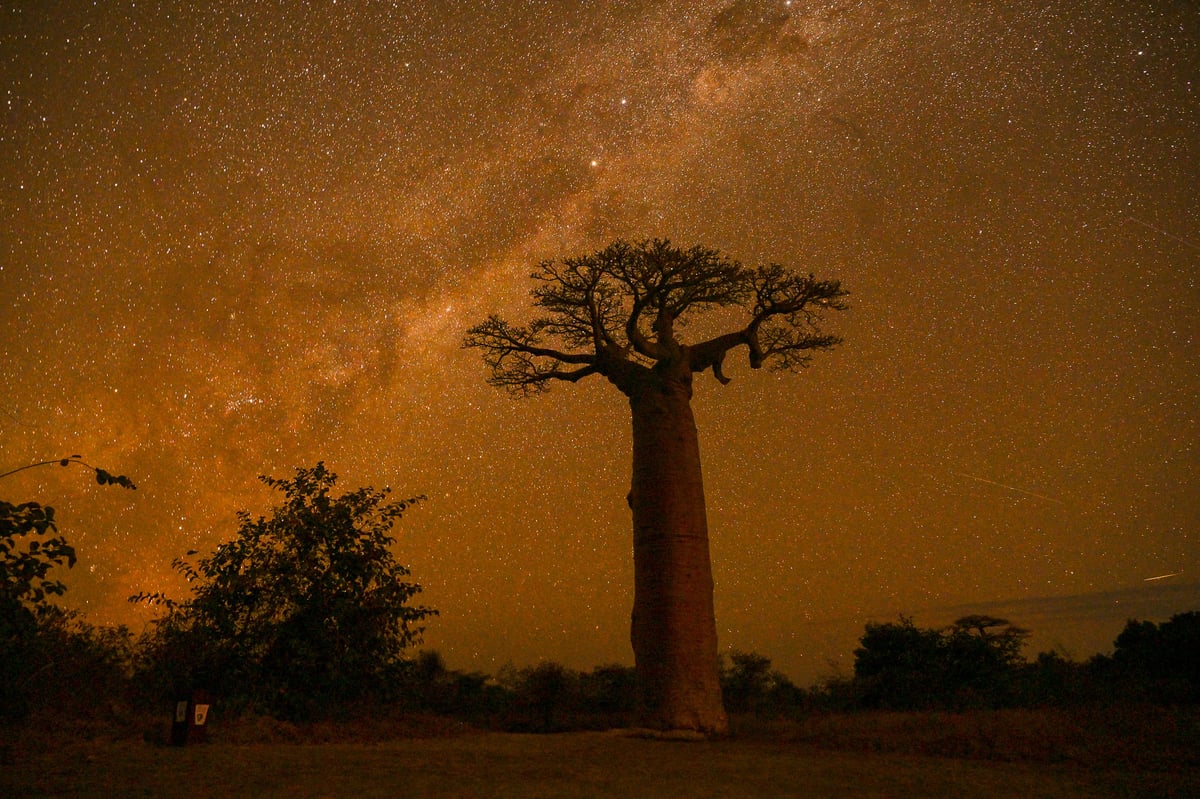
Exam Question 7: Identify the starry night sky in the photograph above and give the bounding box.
[2,1,1197,683]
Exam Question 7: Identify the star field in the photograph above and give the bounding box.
[2,1,1197,682]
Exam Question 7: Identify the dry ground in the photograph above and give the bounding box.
[4,717,1195,799]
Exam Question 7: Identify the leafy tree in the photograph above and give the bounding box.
[944,615,1027,667]
[853,616,945,709]
[1,456,135,723]
[852,615,1029,709]
[940,615,1030,705]
[504,661,580,732]
[465,239,846,734]
[135,463,436,719]
[947,615,1029,663]
[0,500,75,723]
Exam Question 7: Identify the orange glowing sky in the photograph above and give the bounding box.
[2,1,1197,683]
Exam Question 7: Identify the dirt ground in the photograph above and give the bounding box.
[4,727,1186,799]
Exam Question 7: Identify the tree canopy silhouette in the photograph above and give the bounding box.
[465,239,847,733]
[1111,612,1200,701]
[853,615,1032,709]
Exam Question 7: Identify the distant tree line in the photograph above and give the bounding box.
[834,612,1200,711]
[3,458,1198,732]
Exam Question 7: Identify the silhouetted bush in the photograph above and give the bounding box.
[852,616,949,709]
[500,661,580,732]
[834,611,1200,712]
[1011,651,1094,707]
[721,650,806,717]
[1098,612,1200,703]
[1,607,136,726]
[132,464,436,721]
[491,661,638,732]
[578,664,638,721]
[392,650,507,720]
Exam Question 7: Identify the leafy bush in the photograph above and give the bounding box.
[134,464,436,720]
[578,663,638,721]
[501,661,581,732]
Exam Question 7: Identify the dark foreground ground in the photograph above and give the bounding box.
[3,708,1196,799]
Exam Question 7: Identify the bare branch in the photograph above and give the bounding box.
[751,264,848,319]
[485,361,600,397]
[747,264,847,366]
[0,455,137,489]
[756,326,843,371]
[654,243,748,317]
[589,241,664,360]
[462,315,598,395]
[531,259,609,350]
[688,265,847,382]
[742,265,847,370]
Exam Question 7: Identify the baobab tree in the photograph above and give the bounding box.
[464,239,847,734]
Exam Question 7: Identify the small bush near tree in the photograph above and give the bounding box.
[134,463,436,720]
[721,650,805,717]
[578,663,638,722]
[503,661,580,732]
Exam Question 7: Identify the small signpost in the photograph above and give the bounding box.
[170,690,211,745]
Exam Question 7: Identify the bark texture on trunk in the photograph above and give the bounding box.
[626,370,729,734]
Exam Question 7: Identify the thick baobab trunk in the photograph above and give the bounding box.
[627,371,729,735]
